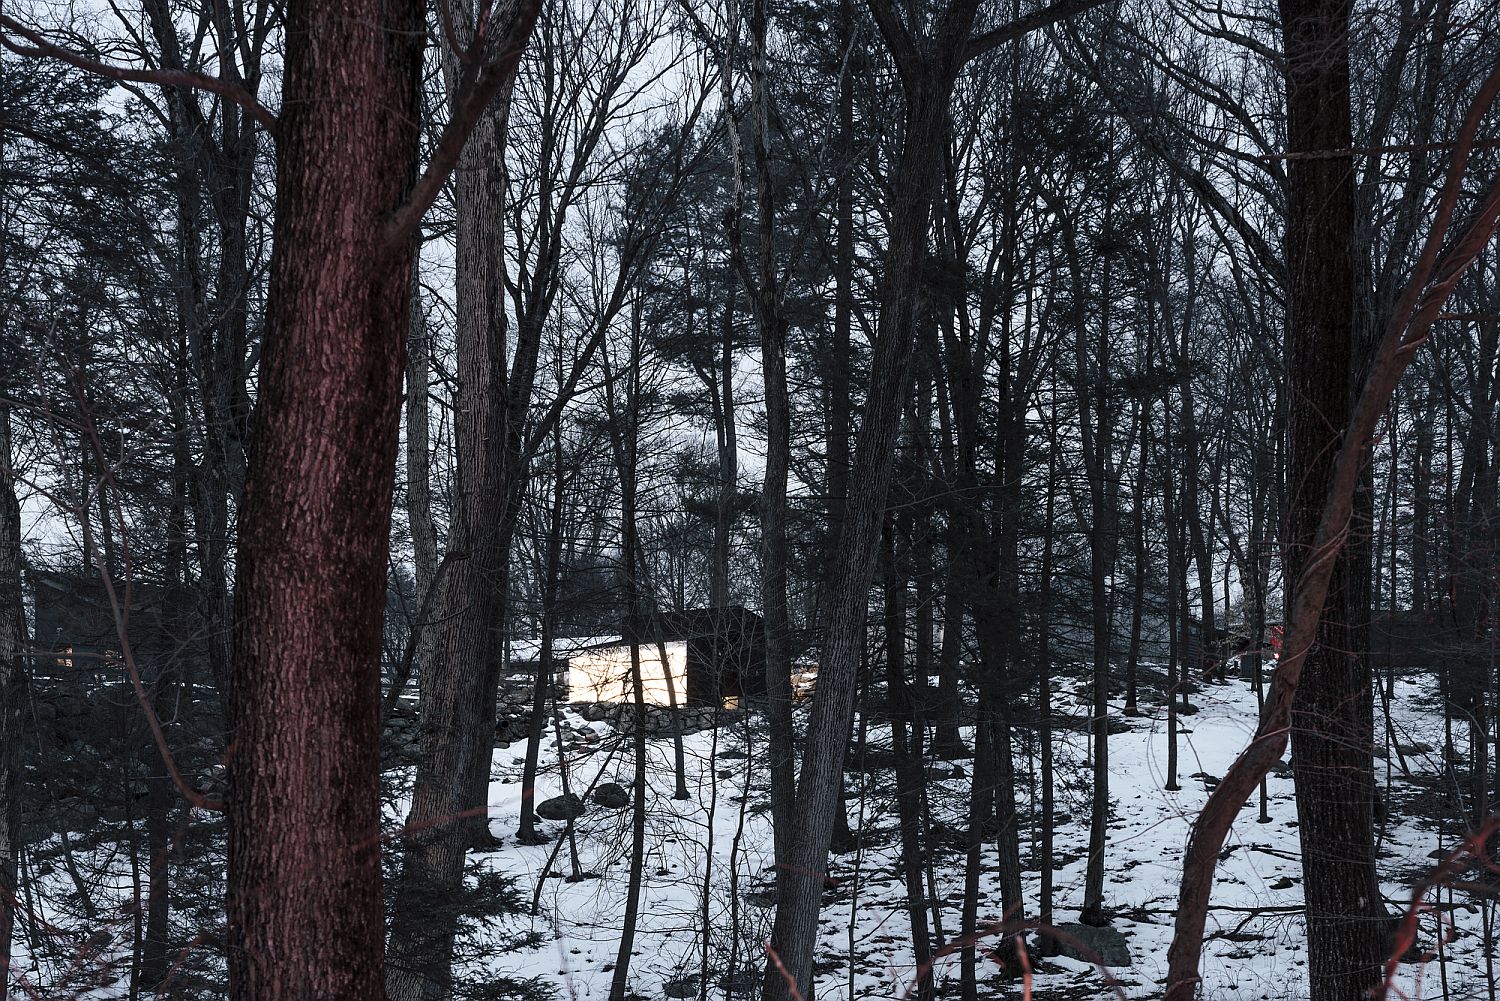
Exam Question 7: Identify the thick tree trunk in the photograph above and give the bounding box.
[226,3,424,997]
[387,95,513,1001]
[1280,3,1388,998]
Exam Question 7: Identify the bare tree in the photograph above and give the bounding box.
[763,3,1110,999]
[1166,53,1500,1001]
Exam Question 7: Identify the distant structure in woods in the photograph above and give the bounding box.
[1225,608,1469,673]
[27,567,198,681]
[1367,608,1465,670]
[567,605,766,709]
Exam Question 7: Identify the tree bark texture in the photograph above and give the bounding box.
[388,89,514,1001]
[1280,3,1388,997]
[226,3,423,998]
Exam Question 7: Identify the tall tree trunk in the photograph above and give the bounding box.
[609,308,649,1001]
[1164,440,1182,793]
[958,708,996,1001]
[1124,398,1149,717]
[1037,447,1059,953]
[1447,320,1498,822]
[714,285,738,610]
[741,0,798,884]
[0,397,24,990]
[405,265,439,680]
[387,76,516,1001]
[142,360,193,990]
[518,421,569,844]
[884,519,934,1001]
[825,0,855,594]
[227,2,425,996]
[1078,248,1116,928]
[1280,2,1388,997]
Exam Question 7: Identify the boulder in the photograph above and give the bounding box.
[536,793,586,822]
[593,782,630,809]
[1053,922,1131,968]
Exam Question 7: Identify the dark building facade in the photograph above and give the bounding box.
[621,605,767,706]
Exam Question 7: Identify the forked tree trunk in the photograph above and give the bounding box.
[761,65,958,996]
[387,89,513,1001]
[387,6,542,993]
[762,2,1142,996]
[226,3,425,997]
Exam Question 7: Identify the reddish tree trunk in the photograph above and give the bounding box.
[227,3,423,997]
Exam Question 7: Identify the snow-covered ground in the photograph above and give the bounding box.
[454,671,1498,1001]
[11,668,1495,998]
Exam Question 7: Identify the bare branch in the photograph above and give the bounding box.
[1256,137,1500,162]
[862,0,920,81]
[962,0,1114,63]
[0,13,278,135]
[384,0,544,251]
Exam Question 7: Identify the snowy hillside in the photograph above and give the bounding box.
[437,671,1492,1001]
